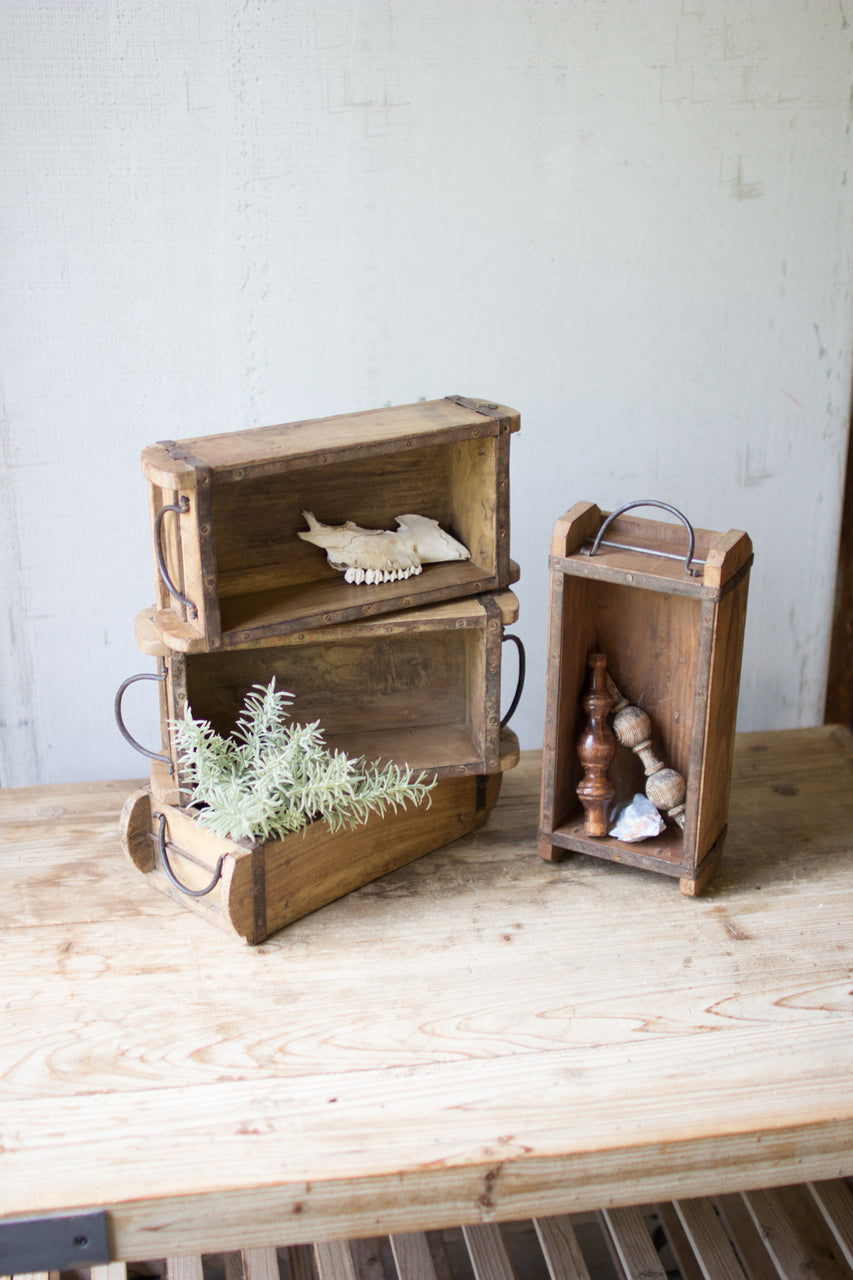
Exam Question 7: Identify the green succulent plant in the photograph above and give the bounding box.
[170,678,435,843]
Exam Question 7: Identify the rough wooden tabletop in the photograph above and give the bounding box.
[1,728,852,1258]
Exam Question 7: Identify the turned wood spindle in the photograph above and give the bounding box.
[576,653,616,837]
[605,673,687,829]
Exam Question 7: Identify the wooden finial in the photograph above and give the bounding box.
[576,653,616,837]
[605,673,687,829]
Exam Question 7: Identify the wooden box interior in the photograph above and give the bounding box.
[182,614,495,773]
[144,397,518,651]
[547,575,702,868]
[214,437,497,601]
[539,501,752,890]
[135,594,521,804]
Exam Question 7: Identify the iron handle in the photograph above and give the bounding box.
[501,633,526,728]
[583,499,702,577]
[114,671,173,770]
[154,496,198,618]
[154,812,224,898]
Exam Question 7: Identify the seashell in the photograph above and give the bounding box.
[298,511,469,584]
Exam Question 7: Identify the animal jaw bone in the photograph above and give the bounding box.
[298,511,470,585]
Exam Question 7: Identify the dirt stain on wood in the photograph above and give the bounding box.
[714,906,751,940]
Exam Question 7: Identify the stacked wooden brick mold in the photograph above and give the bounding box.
[117,396,523,943]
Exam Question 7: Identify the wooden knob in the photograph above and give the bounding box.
[645,766,686,820]
[611,703,651,752]
[606,672,687,830]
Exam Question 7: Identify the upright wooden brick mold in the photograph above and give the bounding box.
[142,396,519,653]
[538,501,753,895]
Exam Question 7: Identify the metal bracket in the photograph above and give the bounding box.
[444,395,515,431]
[0,1209,110,1273]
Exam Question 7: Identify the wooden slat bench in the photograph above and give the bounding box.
[7,1181,850,1280]
[2,732,852,1273]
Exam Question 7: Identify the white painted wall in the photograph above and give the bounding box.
[2,0,851,787]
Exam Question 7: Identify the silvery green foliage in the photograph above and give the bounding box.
[171,679,435,842]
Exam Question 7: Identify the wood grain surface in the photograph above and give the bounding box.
[1,729,852,1258]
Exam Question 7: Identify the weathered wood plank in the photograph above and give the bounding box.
[166,1257,205,1280]
[234,1247,281,1280]
[348,1236,392,1278]
[600,1207,667,1280]
[91,1266,129,1280]
[741,1188,841,1280]
[713,1195,780,1280]
[461,1223,517,1280]
[533,1215,592,1280]
[314,1240,357,1280]
[284,1244,317,1280]
[672,1198,747,1280]
[389,1232,440,1279]
[807,1180,853,1269]
[656,1202,707,1280]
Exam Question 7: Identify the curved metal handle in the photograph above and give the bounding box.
[115,672,173,769]
[154,812,224,898]
[501,633,526,728]
[583,500,701,577]
[154,496,198,618]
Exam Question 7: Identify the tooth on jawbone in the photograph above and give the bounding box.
[298,510,469,586]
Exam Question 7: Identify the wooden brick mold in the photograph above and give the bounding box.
[119,591,523,807]
[142,396,519,653]
[538,500,753,895]
[119,743,514,945]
